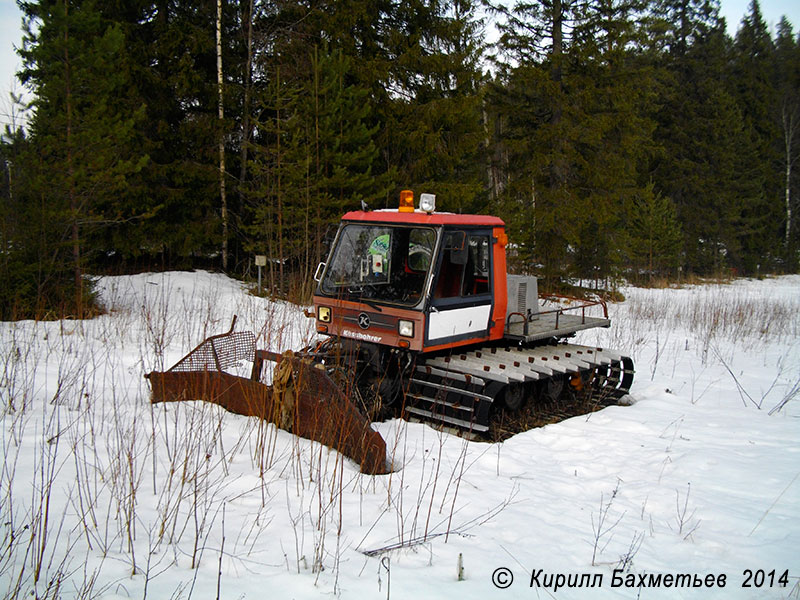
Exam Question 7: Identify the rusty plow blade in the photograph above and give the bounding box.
[145,318,388,475]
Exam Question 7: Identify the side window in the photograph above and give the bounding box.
[433,231,491,299]
[462,235,490,296]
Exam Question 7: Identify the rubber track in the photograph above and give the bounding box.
[404,342,634,437]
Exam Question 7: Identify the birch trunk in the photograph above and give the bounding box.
[238,0,254,211]
[782,101,796,250]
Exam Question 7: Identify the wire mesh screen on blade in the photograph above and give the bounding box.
[169,331,256,373]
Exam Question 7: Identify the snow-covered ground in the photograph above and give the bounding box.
[1,271,798,599]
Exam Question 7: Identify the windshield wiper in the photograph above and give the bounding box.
[346,286,383,312]
[360,297,383,312]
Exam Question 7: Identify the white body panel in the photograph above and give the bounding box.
[427,304,491,341]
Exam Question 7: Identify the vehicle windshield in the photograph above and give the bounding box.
[320,224,436,306]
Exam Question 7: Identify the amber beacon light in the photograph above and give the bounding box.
[398,189,415,212]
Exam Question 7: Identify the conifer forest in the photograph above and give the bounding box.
[1,0,798,318]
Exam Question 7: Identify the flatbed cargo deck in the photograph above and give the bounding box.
[504,312,611,342]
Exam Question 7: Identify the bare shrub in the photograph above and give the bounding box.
[672,483,701,541]
[590,480,626,566]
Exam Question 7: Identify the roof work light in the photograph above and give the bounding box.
[419,193,436,213]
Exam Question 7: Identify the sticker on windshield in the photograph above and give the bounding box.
[369,234,390,256]
[368,234,390,274]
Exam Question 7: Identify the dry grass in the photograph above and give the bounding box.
[2,272,797,598]
[603,282,800,371]
[0,272,494,599]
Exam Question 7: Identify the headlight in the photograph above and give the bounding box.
[318,306,331,322]
[398,320,414,337]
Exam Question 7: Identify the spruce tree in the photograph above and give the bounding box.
[489,0,586,283]
[488,0,659,285]
[625,181,682,281]
[646,0,766,275]
[246,46,388,296]
[729,0,784,272]
[569,0,659,283]
[17,0,148,314]
[380,0,487,213]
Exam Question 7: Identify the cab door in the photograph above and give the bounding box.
[425,229,493,347]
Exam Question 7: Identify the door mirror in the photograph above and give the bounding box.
[444,231,468,265]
